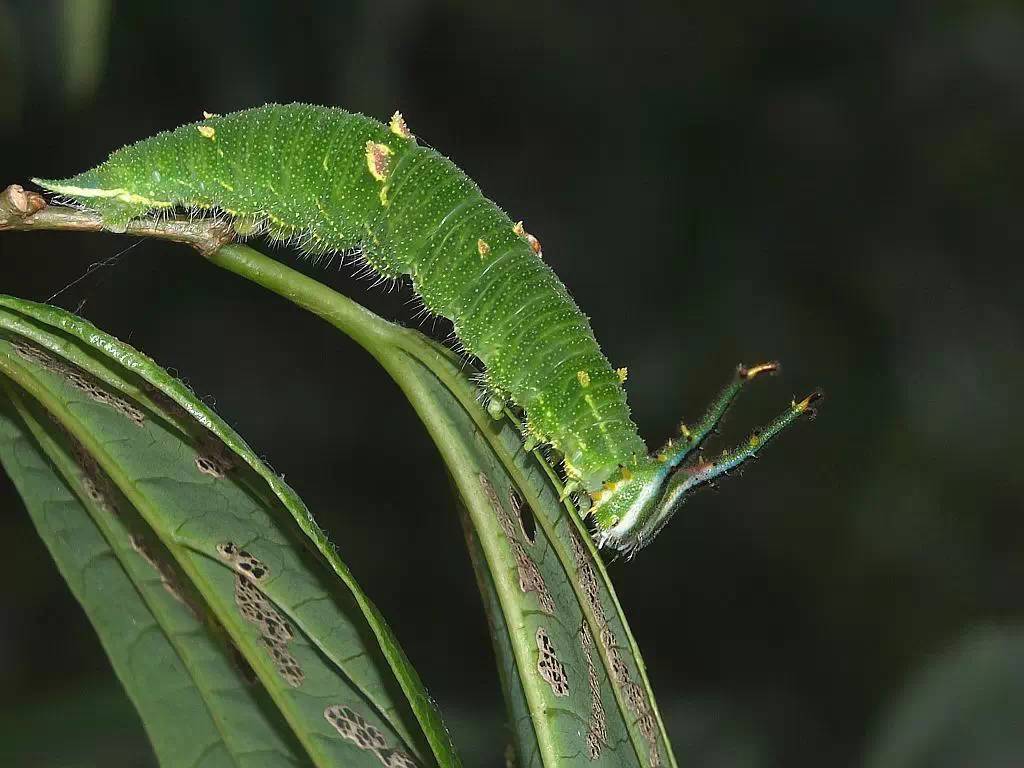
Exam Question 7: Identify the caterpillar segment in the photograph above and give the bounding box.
[33,103,819,555]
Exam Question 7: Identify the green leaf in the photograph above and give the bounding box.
[0,299,459,768]
[0,391,305,768]
[388,346,669,767]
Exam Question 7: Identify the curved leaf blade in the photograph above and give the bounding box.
[391,348,657,767]
[0,294,459,768]
[0,305,457,767]
[0,392,305,768]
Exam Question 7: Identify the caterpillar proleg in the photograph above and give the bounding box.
[34,103,820,554]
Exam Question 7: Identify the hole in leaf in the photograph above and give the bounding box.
[510,489,536,544]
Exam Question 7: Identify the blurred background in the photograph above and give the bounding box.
[1,1,1022,765]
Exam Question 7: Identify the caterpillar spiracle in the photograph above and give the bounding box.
[34,104,820,555]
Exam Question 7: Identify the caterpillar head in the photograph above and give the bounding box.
[589,459,673,555]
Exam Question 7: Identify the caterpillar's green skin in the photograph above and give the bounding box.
[36,104,815,553]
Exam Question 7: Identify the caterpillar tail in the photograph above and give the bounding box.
[657,361,779,471]
[590,362,820,556]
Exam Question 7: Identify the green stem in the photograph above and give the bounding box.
[207,244,404,355]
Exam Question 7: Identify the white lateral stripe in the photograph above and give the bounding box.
[614,480,661,535]
[40,183,172,207]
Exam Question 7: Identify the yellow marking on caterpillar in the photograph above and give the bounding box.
[217,180,234,192]
[365,141,393,183]
[562,459,583,485]
[621,467,633,480]
[36,182,173,208]
[114,191,172,207]
[322,154,330,172]
[680,422,692,440]
[577,370,591,387]
[582,390,612,442]
[389,111,412,139]
[793,391,821,412]
[202,110,220,119]
[748,434,761,448]
[616,367,628,383]
[314,198,332,224]
[513,219,543,256]
[478,238,491,258]
[197,125,216,140]
[744,361,778,379]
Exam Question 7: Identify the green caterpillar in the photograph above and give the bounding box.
[35,103,819,554]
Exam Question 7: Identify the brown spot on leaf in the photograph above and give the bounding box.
[536,627,569,697]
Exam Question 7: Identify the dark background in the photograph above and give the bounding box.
[1,1,1023,766]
